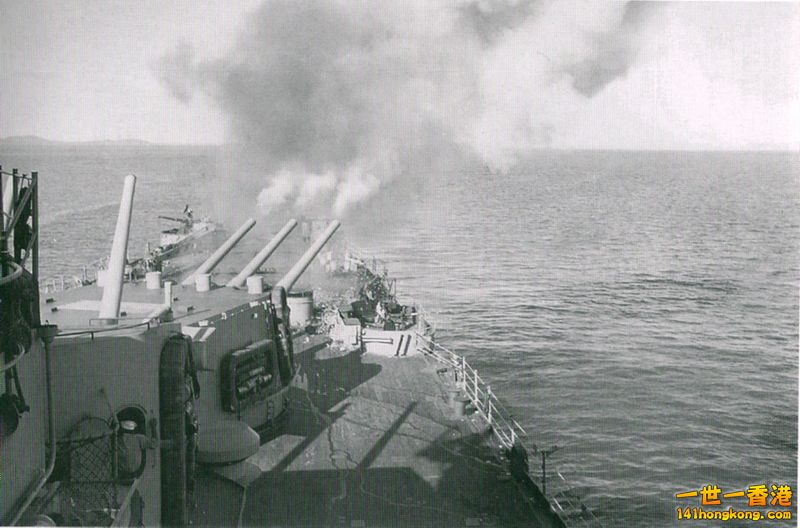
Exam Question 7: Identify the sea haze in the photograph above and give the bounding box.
[1,145,797,526]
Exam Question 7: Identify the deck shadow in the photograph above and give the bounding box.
[293,344,383,415]
[242,428,556,528]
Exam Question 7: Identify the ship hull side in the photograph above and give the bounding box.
[46,324,179,526]
[1,335,47,524]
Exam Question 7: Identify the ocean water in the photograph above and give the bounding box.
[0,145,217,280]
[2,146,797,526]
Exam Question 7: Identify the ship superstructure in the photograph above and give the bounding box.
[1,167,600,527]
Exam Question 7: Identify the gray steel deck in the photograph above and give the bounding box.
[194,337,560,527]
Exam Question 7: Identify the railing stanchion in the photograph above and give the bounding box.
[31,171,38,283]
[0,168,6,276]
[487,386,493,424]
[11,169,18,261]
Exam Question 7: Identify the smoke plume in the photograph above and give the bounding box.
[156,0,654,218]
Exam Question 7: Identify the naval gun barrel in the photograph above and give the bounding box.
[270,220,340,360]
[227,219,298,288]
[181,218,256,286]
[158,215,188,224]
[99,174,136,319]
[276,220,340,291]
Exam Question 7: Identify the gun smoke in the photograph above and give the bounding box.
[156,0,655,218]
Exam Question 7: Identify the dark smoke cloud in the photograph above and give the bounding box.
[459,0,537,44]
[209,3,393,169]
[156,1,655,217]
[155,41,195,103]
[563,1,657,97]
[159,0,482,216]
[567,32,637,97]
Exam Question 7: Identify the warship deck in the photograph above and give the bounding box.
[195,335,561,528]
[36,218,563,527]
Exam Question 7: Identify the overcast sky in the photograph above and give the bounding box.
[1,1,798,150]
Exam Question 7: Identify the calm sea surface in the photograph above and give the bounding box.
[2,146,797,526]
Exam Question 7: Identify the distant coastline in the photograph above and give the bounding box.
[0,135,152,147]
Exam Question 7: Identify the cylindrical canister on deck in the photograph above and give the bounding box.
[287,290,314,327]
[146,271,162,290]
[246,275,264,295]
[164,281,173,307]
[195,273,211,292]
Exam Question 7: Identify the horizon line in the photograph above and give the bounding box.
[1,135,797,153]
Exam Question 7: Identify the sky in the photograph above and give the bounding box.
[0,1,798,151]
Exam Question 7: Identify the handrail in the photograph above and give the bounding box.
[39,256,113,293]
[415,333,525,450]
[0,170,33,179]
[343,247,389,277]
[414,331,604,528]
[413,303,437,336]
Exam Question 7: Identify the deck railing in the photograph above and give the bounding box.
[40,256,110,293]
[414,331,604,528]
[415,332,527,450]
[343,247,388,276]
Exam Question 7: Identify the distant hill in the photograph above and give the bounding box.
[0,135,58,146]
[0,135,152,147]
